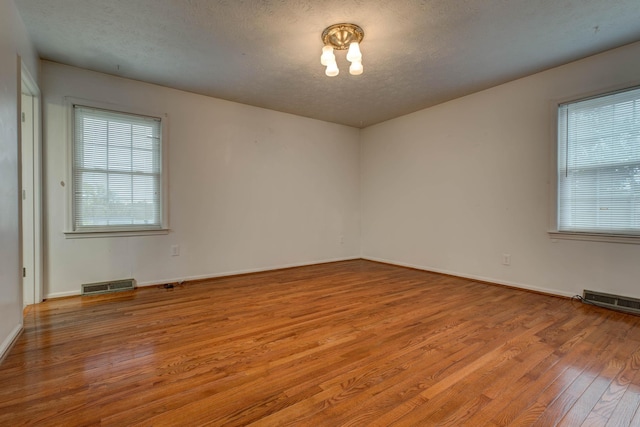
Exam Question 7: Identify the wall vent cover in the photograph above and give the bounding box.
[82,279,136,296]
[583,290,640,315]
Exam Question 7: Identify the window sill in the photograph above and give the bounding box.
[548,231,640,245]
[65,229,170,239]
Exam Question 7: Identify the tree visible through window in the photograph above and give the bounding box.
[557,86,640,235]
[72,105,163,231]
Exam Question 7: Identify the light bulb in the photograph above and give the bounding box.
[325,60,339,77]
[349,60,363,75]
[346,42,362,62]
[320,45,335,66]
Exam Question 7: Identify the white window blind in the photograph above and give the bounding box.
[558,86,640,235]
[73,105,163,231]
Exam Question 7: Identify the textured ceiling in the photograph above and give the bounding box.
[15,0,640,128]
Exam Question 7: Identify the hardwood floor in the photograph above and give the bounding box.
[2,260,640,426]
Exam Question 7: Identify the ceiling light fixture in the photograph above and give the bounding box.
[321,23,364,77]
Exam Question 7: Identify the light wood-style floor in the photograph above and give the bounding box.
[2,260,640,426]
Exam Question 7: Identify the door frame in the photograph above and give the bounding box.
[20,60,43,306]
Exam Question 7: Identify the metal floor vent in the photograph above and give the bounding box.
[82,279,136,296]
[583,290,640,315]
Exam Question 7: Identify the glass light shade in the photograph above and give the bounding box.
[346,42,362,62]
[325,60,339,77]
[349,60,363,75]
[320,45,335,66]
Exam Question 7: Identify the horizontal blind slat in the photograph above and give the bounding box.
[558,86,640,234]
[73,105,163,230]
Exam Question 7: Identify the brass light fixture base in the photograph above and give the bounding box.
[322,23,364,50]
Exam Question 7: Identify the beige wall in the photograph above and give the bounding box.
[42,62,361,297]
[0,0,39,356]
[361,41,640,298]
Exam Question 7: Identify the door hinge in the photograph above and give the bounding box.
[23,267,26,278]
[22,189,26,200]
[21,112,25,123]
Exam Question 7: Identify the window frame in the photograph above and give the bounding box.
[64,97,169,238]
[549,83,640,245]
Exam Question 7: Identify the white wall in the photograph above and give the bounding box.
[361,41,640,299]
[0,0,39,356]
[42,62,360,298]
[38,36,640,301]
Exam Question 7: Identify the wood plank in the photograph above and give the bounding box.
[1,260,640,426]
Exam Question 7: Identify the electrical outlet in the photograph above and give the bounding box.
[502,253,511,266]
[171,245,180,256]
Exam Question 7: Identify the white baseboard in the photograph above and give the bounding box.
[362,256,575,299]
[46,289,81,299]
[40,256,574,303]
[136,256,360,288]
[0,323,23,362]
[45,256,361,299]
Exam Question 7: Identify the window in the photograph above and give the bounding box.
[71,104,166,233]
[557,86,640,237]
